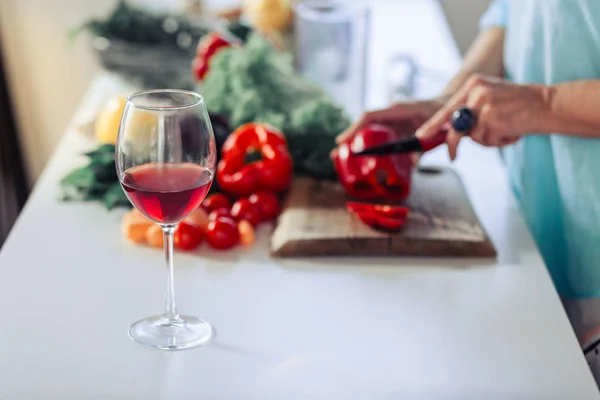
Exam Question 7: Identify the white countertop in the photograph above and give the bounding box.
[1,1,598,398]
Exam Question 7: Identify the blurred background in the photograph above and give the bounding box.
[0,0,491,243]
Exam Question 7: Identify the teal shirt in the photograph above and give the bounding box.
[480,0,600,298]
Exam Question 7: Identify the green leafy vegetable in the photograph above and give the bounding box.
[71,1,253,51]
[199,34,352,180]
[72,0,207,51]
[60,144,130,210]
[103,182,131,210]
[228,22,253,43]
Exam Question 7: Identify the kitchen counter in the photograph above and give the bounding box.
[0,0,598,398]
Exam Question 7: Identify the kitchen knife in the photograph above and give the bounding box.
[353,106,476,156]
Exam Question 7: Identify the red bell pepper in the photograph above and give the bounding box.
[216,123,293,197]
[192,32,240,81]
[346,201,409,232]
[332,124,412,201]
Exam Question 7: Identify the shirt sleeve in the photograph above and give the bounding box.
[478,0,508,30]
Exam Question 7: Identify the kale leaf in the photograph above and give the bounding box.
[60,144,131,210]
[199,34,352,180]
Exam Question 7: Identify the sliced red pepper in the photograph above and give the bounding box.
[192,32,240,81]
[346,202,409,219]
[355,211,406,232]
[346,201,409,233]
[216,123,293,197]
[332,124,412,202]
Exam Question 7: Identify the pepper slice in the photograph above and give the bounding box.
[192,32,240,81]
[216,123,293,197]
[346,201,409,233]
[332,124,412,201]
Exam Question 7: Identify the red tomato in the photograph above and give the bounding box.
[173,222,203,250]
[208,208,232,221]
[248,191,280,221]
[205,217,240,250]
[202,193,232,214]
[230,199,262,226]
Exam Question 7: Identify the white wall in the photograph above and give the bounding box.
[0,0,490,187]
[0,0,117,185]
[0,0,239,186]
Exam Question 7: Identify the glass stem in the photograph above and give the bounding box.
[162,225,178,321]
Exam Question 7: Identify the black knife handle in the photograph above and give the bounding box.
[451,107,476,134]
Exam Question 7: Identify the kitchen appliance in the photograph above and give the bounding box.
[293,0,370,120]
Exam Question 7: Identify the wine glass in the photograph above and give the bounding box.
[115,89,217,350]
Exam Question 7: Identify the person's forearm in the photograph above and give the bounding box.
[540,80,600,137]
[437,27,506,103]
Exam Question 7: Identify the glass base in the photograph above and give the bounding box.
[129,315,213,350]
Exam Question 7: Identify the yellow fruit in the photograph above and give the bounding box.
[95,95,158,146]
[95,96,127,144]
[121,109,158,142]
[243,0,293,32]
[122,209,153,244]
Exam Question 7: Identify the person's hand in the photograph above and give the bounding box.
[333,99,445,165]
[415,74,549,160]
[335,100,444,143]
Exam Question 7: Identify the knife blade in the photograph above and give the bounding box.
[353,129,449,156]
[352,106,476,156]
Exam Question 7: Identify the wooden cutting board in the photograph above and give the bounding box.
[270,166,496,258]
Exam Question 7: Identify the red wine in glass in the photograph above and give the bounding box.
[116,89,216,350]
[121,162,213,225]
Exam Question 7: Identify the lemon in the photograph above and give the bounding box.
[243,0,293,33]
[95,95,160,148]
[121,109,158,143]
[95,96,127,144]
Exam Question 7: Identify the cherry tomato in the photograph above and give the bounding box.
[208,208,233,221]
[248,191,280,221]
[173,222,203,250]
[231,198,262,226]
[205,217,240,250]
[238,220,256,247]
[202,193,232,214]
